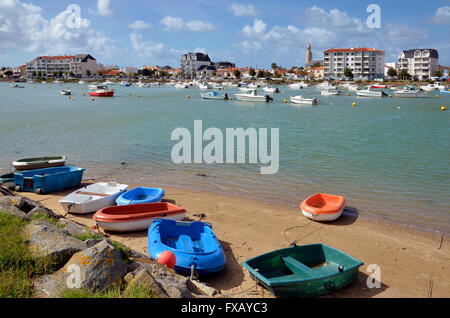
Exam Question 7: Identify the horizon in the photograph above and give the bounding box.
[0,0,449,69]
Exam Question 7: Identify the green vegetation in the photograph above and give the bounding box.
[73,231,104,241]
[0,212,57,298]
[31,213,64,228]
[343,68,353,78]
[387,68,397,77]
[61,283,159,298]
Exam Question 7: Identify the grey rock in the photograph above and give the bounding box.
[188,279,221,297]
[28,206,60,219]
[124,268,168,298]
[0,196,29,220]
[24,220,87,266]
[85,238,105,247]
[34,240,128,297]
[57,218,96,237]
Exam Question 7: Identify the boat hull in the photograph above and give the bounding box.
[13,156,66,171]
[300,193,346,222]
[89,91,114,97]
[290,96,318,105]
[116,187,165,205]
[242,244,363,298]
[0,173,15,189]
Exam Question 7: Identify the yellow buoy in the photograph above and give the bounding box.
[137,94,141,97]
[284,99,288,103]
[68,96,71,99]
[389,94,392,97]
[282,91,285,94]
[83,93,85,96]
[346,93,350,96]
[187,95,190,99]
[435,95,439,98]
[441,106,446,111]
[308,91,311,94]
[352,102,357,107]
[229,97,232,100]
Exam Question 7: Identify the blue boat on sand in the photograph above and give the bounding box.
[148,218,226,276]
[116,187,165,206]
[14,166,85,194]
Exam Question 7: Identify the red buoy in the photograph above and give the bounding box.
[157,250,176,269]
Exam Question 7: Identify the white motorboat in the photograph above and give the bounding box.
[10,83,18,88]
[356,87,387,97]
[238,87,250,92]
[317,81,337,90]
[290,95,320,105]
[212,83,224,90]
[59,89,72,95]
[78,80,86,85]
[41,81,47,84]
[200,91,229,100]
[174,82,188,89]
[248,83,260,89]
[137,82,150,88]
[27,80,34,84]
[263,86,280,93]
[120,81,131,87]
[420,83,440,92]
[104,80,116,85]
[53,80,62,84]
[59,182,129,214]
[234,89,273,102]
[198,83,211,90]
[394,85,428,98]
[288,82,309,89]
[321,88,341,96]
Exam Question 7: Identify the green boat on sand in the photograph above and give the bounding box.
[242,244,363,297]
[12,156,66,171]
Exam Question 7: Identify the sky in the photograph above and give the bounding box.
[0,0,449,69]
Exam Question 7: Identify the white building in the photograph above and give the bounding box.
[384,62,398,77]
[122,67,139,75]
[26,54,98,77]
[323,48,385,80]
[180,53,212,78]
[398,49,439,80]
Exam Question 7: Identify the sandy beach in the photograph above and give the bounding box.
[17,181,449,298]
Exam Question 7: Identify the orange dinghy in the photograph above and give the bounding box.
[93,202,186,232]
[300,193,346,222]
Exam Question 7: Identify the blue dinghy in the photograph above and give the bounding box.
[116,187,165,206]
[148,218,226,275]
[14,166,85,194]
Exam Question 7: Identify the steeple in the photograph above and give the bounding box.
[306,43,312,67]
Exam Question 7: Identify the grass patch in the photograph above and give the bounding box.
[61,283,159,298]
[73,231,104,241]
[0,212,58,298]
[31,213,64,229]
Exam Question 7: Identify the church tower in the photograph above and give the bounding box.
[306,43,313,67]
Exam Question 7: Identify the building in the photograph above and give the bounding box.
[196,65,217,78]
[98,69,121,77]
[309,66,324,80]
[122,67,139,75]
[398,49,439,80]
[26,54,98,77]
[323,48,385,80]
[180,52,212,78]
[440,66,450,80]
[306,43,313,67]
[213,61,235,69]
[384,62,398,78]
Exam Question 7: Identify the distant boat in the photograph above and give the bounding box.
[53,80,62,84]
[148,218,226,275]
[317,81,337,90]
[174,82,188,89]
[94,202,186,232]
[115,187,165,205]
[263,86,280,93]
[440,88,450,94]
[420,83,440,92]
[321,88,341,96]
[137,82,150,88]
[288,82,308,89]
[10,83,19,88]
[235,89,273,102]
[394,85,428,98]
[59,182,129,214]
[12,156,66,171]
[356,87,387,97]
[290,95,320,105]
[371,84,387,89]
[104,80,116,85]
[0,173,15,189]
[120,81,131,87]
[78,80,86,85]
[198,83,211,90]
[201,91,229,100]
[300,193,346,222]
[242,244,363,297]
[89,85,114,97]
[59,89,72,96]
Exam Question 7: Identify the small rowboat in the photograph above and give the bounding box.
[0,173,15,189]
[290,95,320,105]
[94,202,186,232]
[14,166,85,194]
[59,182,129,214]
[148,218,226,275]
[200,91,229,100]
[371,84,387,89]
[242,244,363,297]
[89,85,114,97]
[59,90,72,95]
[300,193,346,222]
[12,156,66,171]
[115,187,165,206]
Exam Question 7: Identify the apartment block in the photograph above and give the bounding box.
[398,49,439,80]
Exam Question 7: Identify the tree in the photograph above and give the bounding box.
[271,62,278,71]
[4,70,13,77]
[58,71,63,78]
[257,70,264,78]
[310,62,321,68]
[233,69,241,78]
[86,70,91,77]
[399,69,411,80]
[434,70,443,78]
[387,68,397,77]
[343,68,353,78]
[249,68,256,77]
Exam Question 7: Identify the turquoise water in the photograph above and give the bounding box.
[0,82,449,234]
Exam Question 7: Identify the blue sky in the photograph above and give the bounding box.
[0,0,449,68]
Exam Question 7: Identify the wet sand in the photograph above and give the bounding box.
[18,182,449,298]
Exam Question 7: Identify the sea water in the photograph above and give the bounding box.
[0,82,448,234]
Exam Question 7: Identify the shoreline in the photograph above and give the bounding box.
[16,179,450,298]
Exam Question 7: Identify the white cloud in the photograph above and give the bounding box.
[129,20,152,30]
[433,6,450,24]
[0,1,117,58]
[97,0,115,17]
[129,32,183,62]
[241,19,267,37]
[229,4,259,17]
[160,16,216,32]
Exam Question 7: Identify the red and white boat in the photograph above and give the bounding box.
[89,85,114,97]
[300,193,346,222]
[371,84,387,89]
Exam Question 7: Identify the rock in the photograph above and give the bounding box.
[187,279,221,297]
[24,220,87,266]
[34,240,128,297]
[0,196,29,220]
[124,268,168,298]
[85,238,105,247]
[57,219,97,237]
[28,206,60,219]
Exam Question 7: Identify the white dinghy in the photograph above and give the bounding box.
[59,182,129,214]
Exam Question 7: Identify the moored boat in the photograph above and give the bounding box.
[14,166,85,194]
[148,218,226,275]
[440,88,450,94]
[0,173,15,189]
[420,83,440,92]
[394,85,428,98]
[94,203,186,232]
[290,95,320,105]
[12,156,66,171]
[242,244,363,297]
[115,187,165,205]
[300,193,346,222]
[321,88,341,96]
[263,86,280,94]
[88,85,114,97]
[371,84,387,89]
[356,87,387,97]
[120,81,131,87]
[200,91,229,100]
[234,89,273,102]
[59,89,72,95]
[59,182,129,214]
